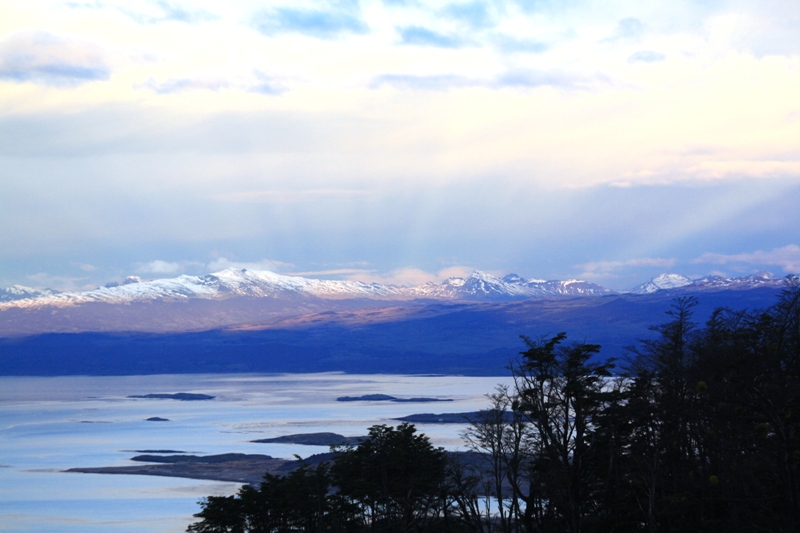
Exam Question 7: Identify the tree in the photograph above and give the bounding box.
[332,423,447,531]
[514,333,616,532]
[461,387,529,532]
[623,296,704,531]
[188,461,357,533]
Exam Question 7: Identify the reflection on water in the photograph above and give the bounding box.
[0,372,508,532]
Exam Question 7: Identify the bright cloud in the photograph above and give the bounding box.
[135,260,182,274]
[65,0,219,25]
[628,50,665,63]
[340,266,478,287]
[288,266,478,287]
[0,30,109,86]
[207,258,294,273]
[26,272,91,291]
[251,4,368,39]
[693,245,800,274]
[578,257,678,274]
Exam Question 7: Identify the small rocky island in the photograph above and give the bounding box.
[128,393,215,401]
[66,452,335,485]
[252,432,365,446]
[336,394,453,403]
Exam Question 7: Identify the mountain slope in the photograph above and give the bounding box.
[0,285,58,303]
[0,269,613,335]
[0,285,785,376]
[630,273,693,294]
[0,269,793,337]
[629,272,786,294]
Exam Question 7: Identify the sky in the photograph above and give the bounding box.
[1,0,799,292]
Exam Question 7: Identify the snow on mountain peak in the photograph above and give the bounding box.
[7,268,786,311]
[629,273,693,294]
[502,273,524,284]
[628,271,788,294]
[0,285,59,303]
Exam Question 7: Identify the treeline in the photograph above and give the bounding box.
[188,278,800,532]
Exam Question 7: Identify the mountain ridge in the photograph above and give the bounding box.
[0,269,793,337]
[0,285,786,376]
[0,268,613,309]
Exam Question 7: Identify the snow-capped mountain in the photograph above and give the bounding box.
[629,271,787,294]
[0,285,59,303]
[0,269,614,310]
[0,269,792,338]
[686,272,784,291]
[1,269,790,314]
[0,269,407,309]
[629,273,694,294]
[388,271,611,300]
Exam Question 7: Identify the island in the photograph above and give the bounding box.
[127,393,215,401]
[251,432,365,446]
[126,449,186,454]
[336,394,453,403]
[66,452,336,485]
[145,417,170,422]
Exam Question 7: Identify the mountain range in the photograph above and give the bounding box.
[0,269,613,308]
[0,268,786,309]
[0,269,793,376]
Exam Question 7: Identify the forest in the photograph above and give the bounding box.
[188,277,800,532]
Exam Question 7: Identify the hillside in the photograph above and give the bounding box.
[0,285,783,376]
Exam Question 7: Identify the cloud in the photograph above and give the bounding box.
[213,189,371,203]
[207,257,294,273]
[573,257,678,286]
[73,263,97,272]
[717,5,800,57]
[493,35,548,54]
[141,77,230,94]
[286,265,477,286]
[685,160,800,181]
[443,1,494,30]
[628,50,665,63]
[26,272,90,292]
[494,69,609,90]
[140,71,287,95]
[249,70,288,95]
[398,26,468,48]
[371,69,609,91]
[135,260,183,274]
[578,257,677,275]
[0,31,110,86]
[335,266,476,286]
[66,0,218,25]
[693,245,800,274]
[251,5,368,39]
[136,0,218,24]
[603,17,644,43]
[370,74,474,91]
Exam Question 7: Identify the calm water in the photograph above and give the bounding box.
[0,373,509,532]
